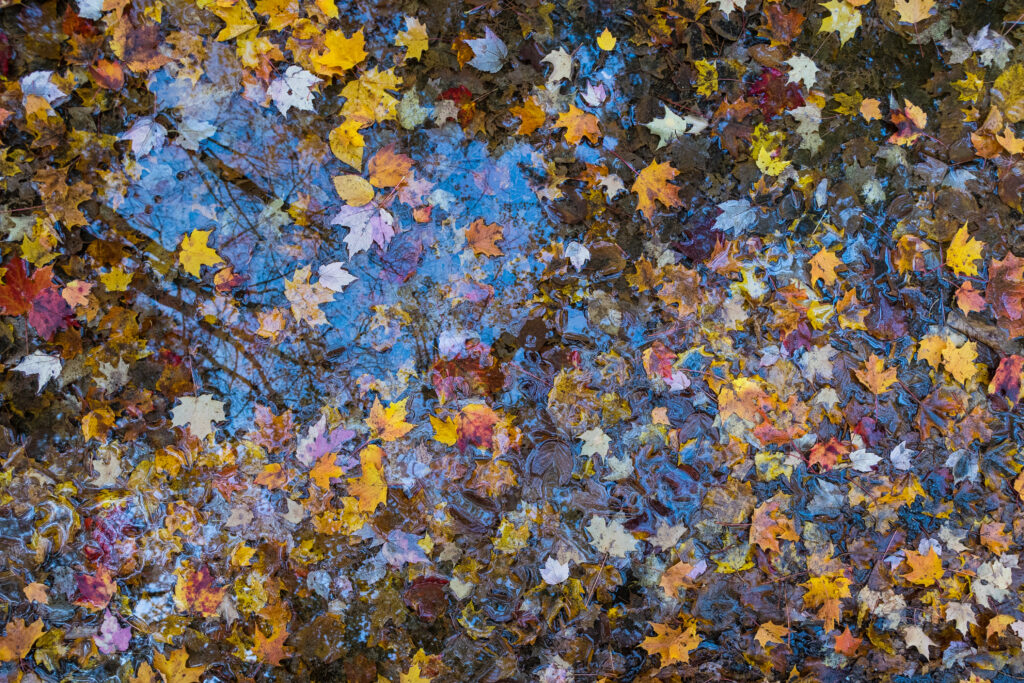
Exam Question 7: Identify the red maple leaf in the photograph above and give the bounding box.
[0,259,53,316]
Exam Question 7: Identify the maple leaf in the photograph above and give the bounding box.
[348,444,387,512]
[641,623,701,666]
[785,54,819,89]
[178,229,224,278]
[750,500,799,552]
[465,219,504,257]
[834,627,863,655]
[754,621,789,649]
[76,568,117,610]
[284,265,334,327]
[540,557,570,584]
[801,571,851,632]
[174,564,227,617]
[310,452,345,489]
[597,28,616,51]
[903,625,935,659]
[510,97,545,135]
[395,16,429,61]
[171,394,226,441]
[94,610,131,655]
[632,160,682,220]
[946,222,984,276]
[368,144,414,188]
[903,548,943,586]
[312,29,367,77]
[586,516,637,557]
[366,397,415,441]
[941,340,978,386]
[893,0,935,24]
[465,26,507,73]
[153,647,207,683]
[267,65,321,115]
[854,354,898,395]
[819,0,862,46]
[809,247,843,286]
[0,618,45,662]
[457,403,499,450]
[253,625,292,666]
[579,427,610,457]
[554,104,601,146]
[541,48,573,85]
[0,258,52,316]
[332,204,397,255]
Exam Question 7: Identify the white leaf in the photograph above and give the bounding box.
[889,441,916,470]
[541,48,573,85]
[712,199,758,234]
[581,81,607,107]
[945,601,976,635]
[644,105,708,149]
[466,27,507,73]
[318,262,356,292]
[77,0,104,19]
[565,242,590,271]
[332,205,396,255]
[14,352,62,392]
[903,625,935,659]
[849,448,882,472]
[121,117,167,157]
[540,557,569,584]
[21,71,68,105]
[586,516,637,557]
[268,65,321,115]
[579,427,609,457]
[785,54,819,89]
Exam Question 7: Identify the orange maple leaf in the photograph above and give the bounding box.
[640,622,701,666]
[366,397,415,441]
[465,219,505,257]
[632,160,682,220]
[510,97,545,135]
[253,625,293,666]
[553,104,601,145]
[368,144,414,188]
[834,626,863,656]
[750,500,799,552]
[0,618,45,662]
[311,28,367,77]
[754,621,789,649]
[801,571,851,633]
[310,452,344,489]
[855,354,898,395]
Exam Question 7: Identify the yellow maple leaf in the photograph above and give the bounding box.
[100,266,133,292]
[903,548,943,586]
[284,266,334,327]
[312,28,367,78]
[310,452,343,489]
[632,160,682,220]
[756,146,790,176]
[917,333,947,370]
[340,68,403,126]
[946,222,984,277]
[430,414,458,445]
[209,1,258,42]
[366,397,415,441]
[153,647,207,683]
[553,104,601,146]
[179,229,225,278]
[801,571,851,633]
[348,444,387,512]
[509,97,546,135]
[395,16,429,61]
[329,120,365,170]
[640,623,701,666]
[941,340,978,386]
[893,0,935,23]
[855,354,898,395]
[819,0,862,46]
